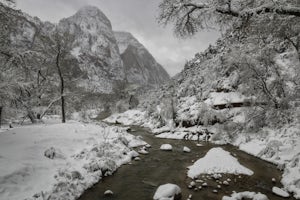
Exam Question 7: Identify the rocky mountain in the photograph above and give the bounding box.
[1,5,170,118]
[114,31,170,86]
[58,6,125,94]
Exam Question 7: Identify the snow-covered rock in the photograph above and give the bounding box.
[44,147,65,160]
[160,144,173,151]
[183,146,191,153]
[187,147,253,178]
[153,183,182,200]
[104,190,113,196]
[272,187,290,198]
[138,148,149,155]
[222,191,269,200]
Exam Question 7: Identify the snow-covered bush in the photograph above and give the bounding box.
[258,140,283,159]
[282,153,300,198]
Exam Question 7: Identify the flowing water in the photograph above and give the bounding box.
[78,125,295,200]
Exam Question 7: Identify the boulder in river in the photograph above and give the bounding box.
[153,183,182,200]
[183,146,191,153]
[272,187,289,198]
[104,190,113,196]
[160,144,173,151]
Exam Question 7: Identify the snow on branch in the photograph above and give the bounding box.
[158,0,300,37]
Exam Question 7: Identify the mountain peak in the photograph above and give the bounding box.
[77,5,102,14]
[72,5,112,28]
[114,31,144,54]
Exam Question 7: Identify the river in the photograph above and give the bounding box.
[78,125,295,200]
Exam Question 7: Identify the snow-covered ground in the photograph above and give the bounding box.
[104,109,147,126]
[233,124,300,198]
[104,109,300,199]
[0,120,147,200]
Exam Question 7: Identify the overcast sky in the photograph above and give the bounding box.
[16,0,220,76]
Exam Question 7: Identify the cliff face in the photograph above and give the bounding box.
[58,6,125,94]
[114,31,170,86]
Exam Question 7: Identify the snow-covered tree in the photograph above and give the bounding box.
[158,0,300,37]
[38,27,76,123]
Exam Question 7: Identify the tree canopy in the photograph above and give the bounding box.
[158,0,300,37]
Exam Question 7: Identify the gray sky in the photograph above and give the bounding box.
[16,0,219,76]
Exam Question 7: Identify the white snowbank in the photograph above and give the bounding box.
[104,109,146,126]
[160,144,173,151]
[233,125,300,198]
[156,131,185,140]
[187,147,253,178]
[204,92,247,106]
[0,121,146,200]
[222,191,268,200]
[153,183,181,200]
[272,186,290,197]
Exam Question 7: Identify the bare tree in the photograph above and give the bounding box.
[43,28,75,123]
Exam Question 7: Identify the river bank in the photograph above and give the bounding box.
[79,125,296,200]
[104,109,300,199]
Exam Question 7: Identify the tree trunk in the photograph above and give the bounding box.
[61,94,66,123]
[0,106,2,128]
[56,48,66,123]
[27,110,37,124]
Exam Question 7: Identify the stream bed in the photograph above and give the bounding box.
[78,125,295,200]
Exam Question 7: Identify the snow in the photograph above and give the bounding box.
[156,131,185,140]
[107,110,300,198]
[0,121,146,200]
[104,109,146,126]
[153,183,181,200]
[104,190,113,196]
[204,92,247,106]
[222,191,269,200]
[128,137,148,148]
[238,139,266,156]
[138,147,149,155]
[71,47,81,58]
[187,147,253,178]
[160,144,173,151]
[272,187,290,197]
[155,126,214,141]
[233,125,300,198]
[183,146,191,153]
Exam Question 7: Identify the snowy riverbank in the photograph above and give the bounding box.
[0,120,147,200]
[105,109,300,199]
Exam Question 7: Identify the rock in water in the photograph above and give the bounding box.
[272,187,290,198]
[183,146,191,153]
[153,183,182,200]
[104,190,113,196]
[160,144,173,151]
